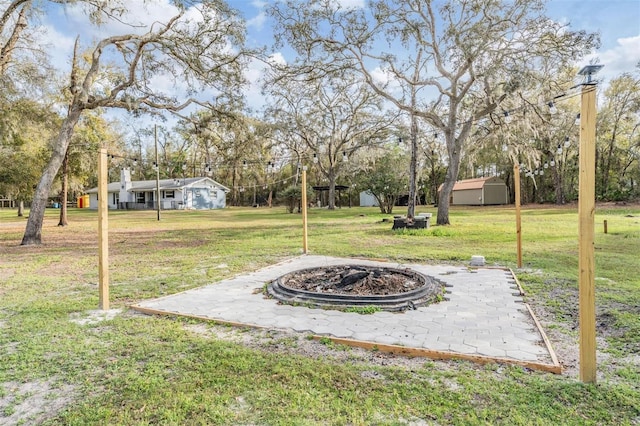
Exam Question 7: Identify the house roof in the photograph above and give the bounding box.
[85,177,230,194]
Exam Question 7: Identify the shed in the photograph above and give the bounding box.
[448,177,509,205]
[359,190,379,207]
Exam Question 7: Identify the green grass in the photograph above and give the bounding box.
[0,204,639,425]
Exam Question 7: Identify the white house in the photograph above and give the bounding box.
[85,168,230,210]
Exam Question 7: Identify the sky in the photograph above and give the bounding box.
[35,0,640,119]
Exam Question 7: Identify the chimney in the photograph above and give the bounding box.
[120,168,132,202]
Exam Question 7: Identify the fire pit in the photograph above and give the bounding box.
[266,265,445,312]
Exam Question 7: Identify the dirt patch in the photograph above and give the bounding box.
[69,309,122,326]
[0,380,76,426]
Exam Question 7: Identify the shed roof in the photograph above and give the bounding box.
[452,177,504,191]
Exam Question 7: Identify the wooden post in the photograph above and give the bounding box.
[514,163,522,268]
[579,83,597,383]
[301,169,308,254]
[603,220,608,234]
[98,148,110,310]
[155,125,161,221]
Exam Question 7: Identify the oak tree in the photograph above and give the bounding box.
[271,0,597,224]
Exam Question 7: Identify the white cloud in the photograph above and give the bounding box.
[578,35,640,81]
[243,53,288,112]
[370,66,401,92]
[247,11,267,31]
[32,24,76,72]
[267,52,287,66]
[333,0,366,9]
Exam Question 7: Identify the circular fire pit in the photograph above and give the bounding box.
[266,265,445,312]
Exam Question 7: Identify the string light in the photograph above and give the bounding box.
[95,86,585,195]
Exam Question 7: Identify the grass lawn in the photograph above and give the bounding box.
[0,204,639,425]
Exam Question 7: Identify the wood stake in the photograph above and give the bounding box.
[603,220,608,234]
[579,84,597,383]
[98,148,109,310]
[301,169,308,254]
[155,124,161,221]
[514,163,522,268]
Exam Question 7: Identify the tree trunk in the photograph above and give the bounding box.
[436,143,461,225]
[406,55,421,219]
[407,111,418,218]
[0,3,29,75]
[553,165,564,205]
[58,150,69,226]
[327,170,336,210]
[21,106,83,245]
[17,200,24,217]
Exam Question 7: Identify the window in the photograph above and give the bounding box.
[113,193,119,205]
[164,190,175,199]
[136,192,145,203]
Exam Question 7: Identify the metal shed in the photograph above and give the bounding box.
[449,177,509,205]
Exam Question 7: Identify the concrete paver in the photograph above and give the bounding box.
[132,255,558,369]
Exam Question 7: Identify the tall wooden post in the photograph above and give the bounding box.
[514,163,522,268]
[579,83,597,383]
[155,125,161,221]
[98,148,110,310]
[301,168,308,254]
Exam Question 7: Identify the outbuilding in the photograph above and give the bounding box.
[447,177,509,205]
